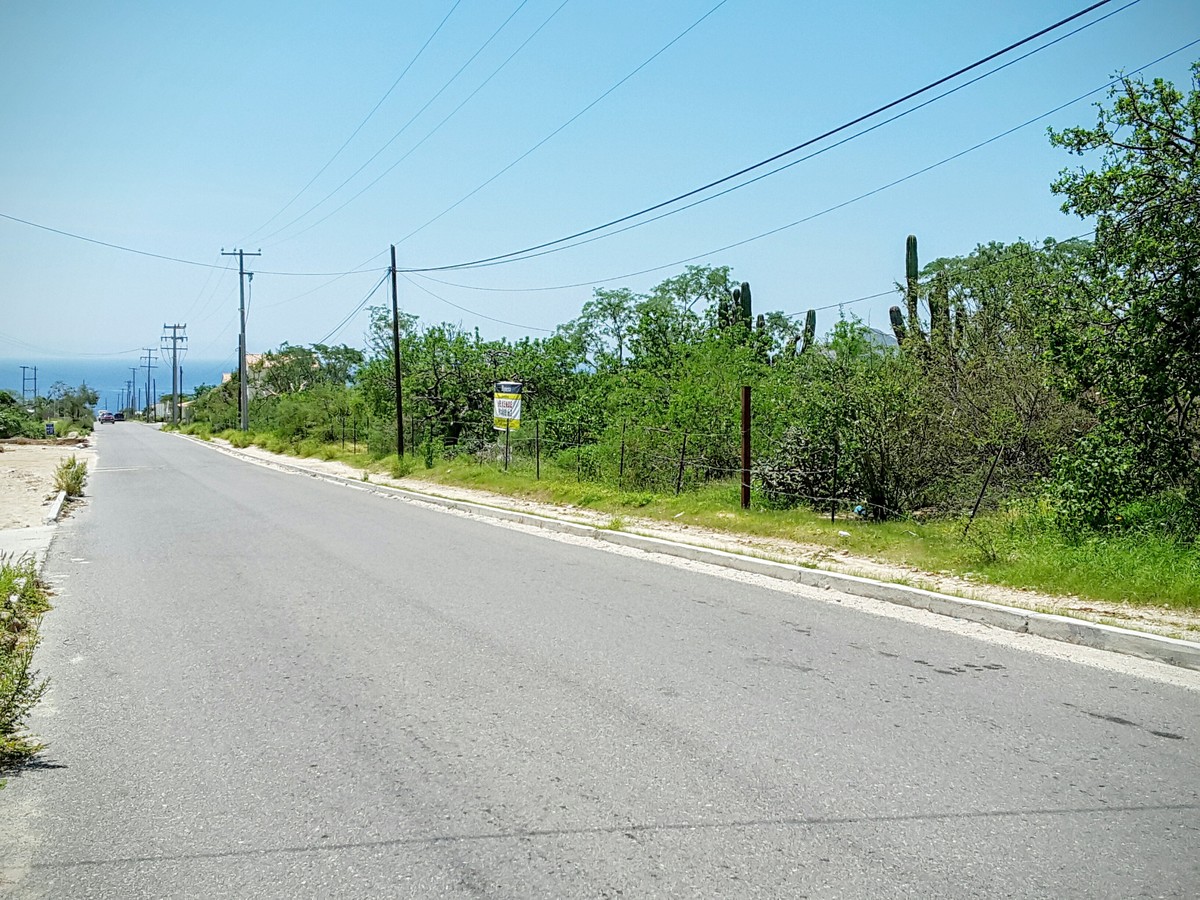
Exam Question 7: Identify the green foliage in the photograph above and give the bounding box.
[53,455,88,496]
[1047,425,1138,534]
[756,318,943,518]
[1045,64,1200,536]
[0,391,41,439]
[0,557,51,762]
[253,342,363,396]
[41,382,98,424]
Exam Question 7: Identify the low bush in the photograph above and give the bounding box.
[0,556,51,762]
[53,455,88,496]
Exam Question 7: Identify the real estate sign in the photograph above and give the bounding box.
[493,381,522,431]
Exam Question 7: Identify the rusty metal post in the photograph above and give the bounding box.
[741,386,751,509]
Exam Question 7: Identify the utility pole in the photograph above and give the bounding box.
[20,365,34,403]
[125,380,133,414]
[161,324,186,424]
[390,245,405,457]
[222,249,261,431]
[141,349,157,423]
[130,368,139,417]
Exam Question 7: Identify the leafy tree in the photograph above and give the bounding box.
[43,382,99,423]
[0,390,40,438]
[572,287,640,370]
[1045,63,1200,528]
[253,343,363,396]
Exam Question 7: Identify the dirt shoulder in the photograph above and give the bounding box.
[0,438,94,531]
[199,437,1200,643]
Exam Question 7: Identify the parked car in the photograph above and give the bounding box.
[99,412,115,424]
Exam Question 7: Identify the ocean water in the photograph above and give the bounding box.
[0,357,232,410]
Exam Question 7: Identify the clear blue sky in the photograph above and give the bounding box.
[2,0,1197,376]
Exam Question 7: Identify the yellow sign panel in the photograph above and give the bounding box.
[493,392,521,430]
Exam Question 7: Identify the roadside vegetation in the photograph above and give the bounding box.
[0,382,98,439]
[176,66,1200,611]
[53,455,88,497]
[0,557,50,765]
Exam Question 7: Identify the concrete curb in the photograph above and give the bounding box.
[43,490,68,525]
[192,436,1200,672]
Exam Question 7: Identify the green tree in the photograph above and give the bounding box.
[253,343,363,395]
[0,390,40,438]
[572,287,640,370]
[1045,63,1200,527]
[44,382,99,423]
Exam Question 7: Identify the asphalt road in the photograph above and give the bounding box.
[2,424,1197,898]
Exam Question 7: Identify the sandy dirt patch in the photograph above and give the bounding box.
[201,437,1200,643]
[0,439,95,530]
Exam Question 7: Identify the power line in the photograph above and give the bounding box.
[0,211,381,276]
[405,35,1198,297]
[0,330,144,357]
[264,0,575,248]
[257,0,536,246]
[396,0,1127,273]
[428,0,1144,275]
[401,274,553,333]
[394,0,733,250]
[316,271,391,345]
[239,0,465,244]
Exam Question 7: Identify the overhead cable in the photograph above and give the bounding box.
[240,0,465,244]
[401,274,553,333]
[265,0,575,248]
[258,0,535,245]
[393,0,733,249]
[397,0,1127,273]
[425,0,1143,274]
[407,34,1196,296]
[316,271,391,344]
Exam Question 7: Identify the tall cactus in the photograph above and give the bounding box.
[929,271,950,352]
[724,282,753,331]
[783,309,818,358]
[904,234,925,344]
[888,305,908,346]
[736,282,752,328]
[800,309,816,353]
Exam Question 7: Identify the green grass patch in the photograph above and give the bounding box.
[401,458,1198,609]
[0,557,51,764]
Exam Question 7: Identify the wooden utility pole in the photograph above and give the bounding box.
[141,349,157,422]
[222,249,261,430]
[161,325,187,423]
[390,245,405,458]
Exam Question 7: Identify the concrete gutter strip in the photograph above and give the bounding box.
[44,490,68,525]
[201,439,1200,672]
